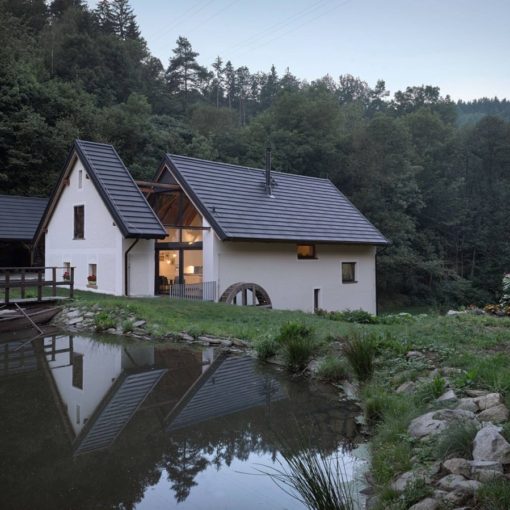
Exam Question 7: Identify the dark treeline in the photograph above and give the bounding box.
[1,0,510,308]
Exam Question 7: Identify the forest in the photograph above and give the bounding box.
[1,0,509,308]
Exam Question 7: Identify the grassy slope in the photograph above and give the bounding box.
[72,291,510,507]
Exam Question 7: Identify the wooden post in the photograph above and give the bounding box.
[52,267,57,297]
[21,269,26,299]
[5,271,9,304]
[70,267,74,299]
[37,270,43,301]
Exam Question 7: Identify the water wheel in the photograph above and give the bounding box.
[219,283,272,308]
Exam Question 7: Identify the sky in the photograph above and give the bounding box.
[88,0,510,101]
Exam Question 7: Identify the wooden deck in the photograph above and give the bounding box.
[0,266,74,305]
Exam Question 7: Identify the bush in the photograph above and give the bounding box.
[94,311,116,331]
[275,323,318,371]
[342,332,377,382]
[316,356,350,382]
[255,337,279,360]
[328,309,378,324]
[435,421,478,460]
[477,478,510,509]
[122,319,134,333]
[414,376,447,404]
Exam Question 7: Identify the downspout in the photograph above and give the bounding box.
[124,238,139,296]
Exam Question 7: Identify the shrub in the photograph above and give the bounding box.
[330,309,378,324]
[255,337,279,360]
[275,323,318,371]
[414,376,447,404]
[316,356,350,382]
[94,311,116,331]
[435,421,478,460]
[342,332,376,382]
[477,478,510,509]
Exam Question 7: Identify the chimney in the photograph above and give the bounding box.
[265,146,272,196]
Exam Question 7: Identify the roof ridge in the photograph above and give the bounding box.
[166,154,331,182]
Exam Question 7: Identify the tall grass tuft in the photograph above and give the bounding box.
[317,356,350,383]
[342,331,376,383]
[255,337,279,360]
[275,323,318,371]
[435,421,478,460]
[477,478,510,509]
[263,447,355,510]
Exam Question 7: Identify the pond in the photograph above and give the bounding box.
[0,330,366,510]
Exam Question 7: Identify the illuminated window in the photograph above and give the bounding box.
[297,244,316,259]
[342,262,356,283]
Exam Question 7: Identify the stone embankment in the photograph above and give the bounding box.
[52,305,250,351]
[387,360,510,510]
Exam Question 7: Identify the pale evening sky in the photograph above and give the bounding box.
[87,0,510,101]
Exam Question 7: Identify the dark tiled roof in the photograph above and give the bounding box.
[164,155,388,244]
[75,140,166,239]
[0,195,47,241]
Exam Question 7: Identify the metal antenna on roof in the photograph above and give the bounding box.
[265,146,273,197]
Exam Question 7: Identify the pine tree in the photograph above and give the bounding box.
[109,0,140,39]
[95,0,115,34]
[211,56,223,108]
[166,37,208,109]
[224,60,235,110]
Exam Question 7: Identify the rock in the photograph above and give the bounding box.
[340,381,359,401]
[66,310,81,319]
[231,338,249,348]
[457,398,478,412]
[469,460,504,482]
[446,310,466,316]
[474,393,503,410]
[443,458,471,478]
[409,498,439,510]
[436,474,481,494]
[432,408,476,423]
[465,389,489,398]
[472,426,510,464]
[391,470,427,492]
[220,340,233,347]
[106,328,116,334]
[437,389,458,402]
[396,381,417,394]
[408,411,448,439]
[406,350,424,359]
[478,403,510,423]
[84,311,95,318]
[306,359,320,375]
[132,320,146,328]
[179,332,194,342]
[354,414,366,426]
[441,367,465,376]
[442,490,470,506]
[68,316,83,325]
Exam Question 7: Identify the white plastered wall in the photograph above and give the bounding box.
[212,239,377,313]
[45,157,156,296]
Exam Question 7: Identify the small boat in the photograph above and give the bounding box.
[0,305,61,333]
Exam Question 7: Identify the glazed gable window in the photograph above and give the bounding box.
[74,205,84,239]
[297,244,316,259]
[342,262,356,283]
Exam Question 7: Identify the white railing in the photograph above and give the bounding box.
[169,281,217,302]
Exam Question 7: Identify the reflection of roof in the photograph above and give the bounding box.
[163,154,388,245]
[73,369,167,456]
[0,195,47,241]
[166,356,286,432]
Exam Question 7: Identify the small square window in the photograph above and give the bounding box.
[297,244,316,259]
[88,264,97,285]
[342,262,356,283]
[74,205,84,239]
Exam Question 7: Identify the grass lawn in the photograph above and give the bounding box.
[70,291,510,507]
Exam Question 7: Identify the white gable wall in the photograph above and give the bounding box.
[123,238,156,296]
[213,239,377,313]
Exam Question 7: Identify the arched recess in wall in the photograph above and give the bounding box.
[219,283,272,308]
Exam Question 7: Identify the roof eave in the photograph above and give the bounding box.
[222,236,390,245]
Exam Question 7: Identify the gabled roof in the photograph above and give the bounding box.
[162,155,388,245]
[36,140,166,245]
[0,195,48,241]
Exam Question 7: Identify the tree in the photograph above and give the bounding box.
[165,37,208,110]
[94,0,114,34]
[211,56,223,108]
[100,0,140,39]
